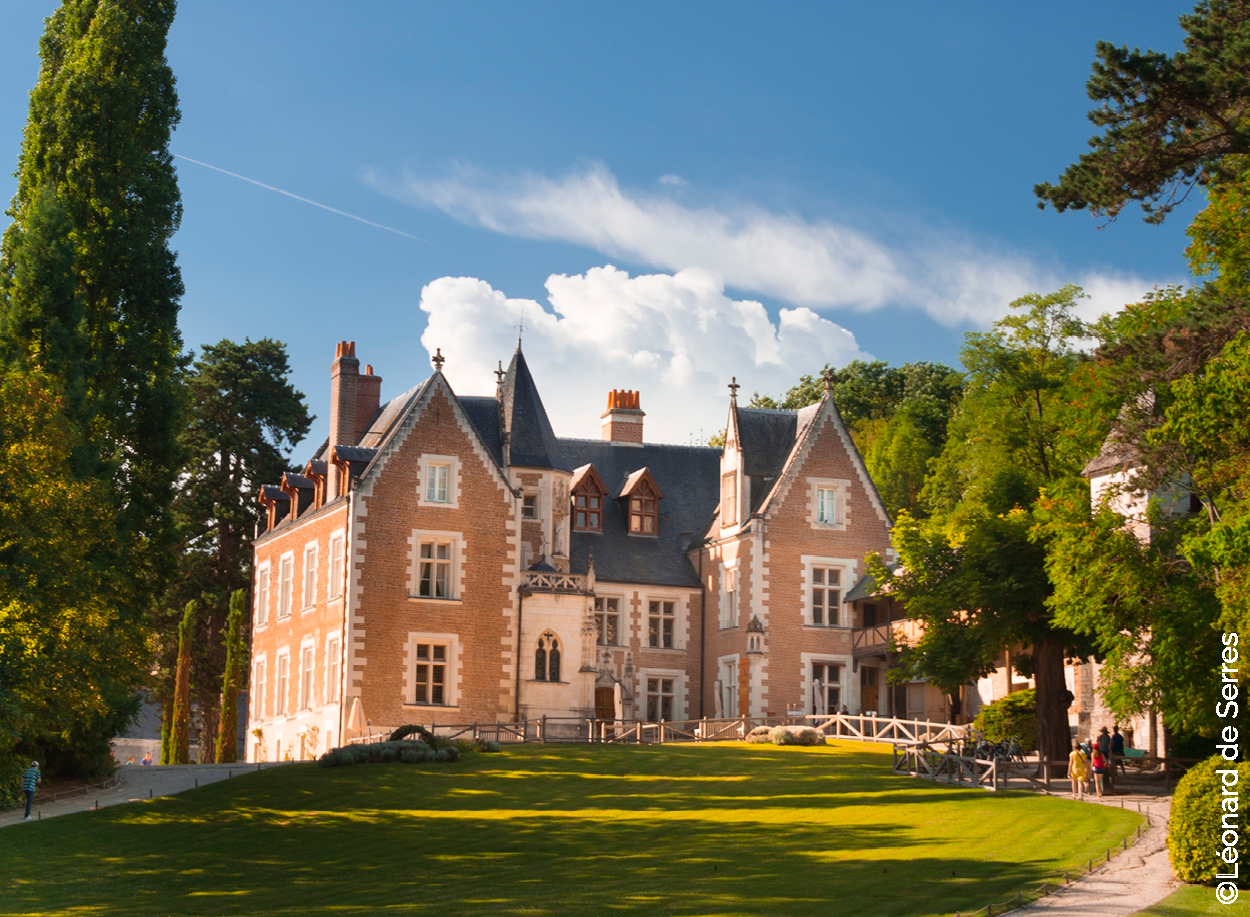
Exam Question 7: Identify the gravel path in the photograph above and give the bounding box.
[1008,789,1177,917]
[0,763,286,828]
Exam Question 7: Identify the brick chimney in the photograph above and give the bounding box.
[601,389,644,443]
[328,341,359,497]
[355,363,382,442]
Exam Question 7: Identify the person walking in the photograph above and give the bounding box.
[1111,726,1126,775]
[1097,727,1114,789]
[1068,742,1088,798]
[1091,746,1109,797]
[20,760,40,821]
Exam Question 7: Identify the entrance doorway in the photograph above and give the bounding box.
[595,686,615,720]
[860,666,879,713]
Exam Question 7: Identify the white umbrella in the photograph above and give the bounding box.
[347,696,364,734]
[713,679,724,718]
[613,681,624,721]
[814,679,826,716]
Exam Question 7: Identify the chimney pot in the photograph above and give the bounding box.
[601,389,645,443]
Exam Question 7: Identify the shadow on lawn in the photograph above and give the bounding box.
[0,744,1133,917]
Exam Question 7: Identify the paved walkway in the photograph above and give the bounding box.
[1009,788,1177,916]
[0,763,285,828]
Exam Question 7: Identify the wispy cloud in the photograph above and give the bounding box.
[659,173,688,187]
[375,162,1174,326]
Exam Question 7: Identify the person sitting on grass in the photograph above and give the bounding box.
[21,760,40,821]
[1068,742,1088,798]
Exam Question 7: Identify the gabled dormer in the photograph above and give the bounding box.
[571,463,608,532]
[618,467,664,536]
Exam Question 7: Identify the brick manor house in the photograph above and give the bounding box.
[246,340,929,763]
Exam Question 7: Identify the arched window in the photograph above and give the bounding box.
[534,632,561,682]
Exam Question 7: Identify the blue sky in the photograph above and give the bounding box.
[0,2,1197,450]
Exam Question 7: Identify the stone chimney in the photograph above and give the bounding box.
[328,341,359,497]
[355,363,382,443]
[601,389,644,443]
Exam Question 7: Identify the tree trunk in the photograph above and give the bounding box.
[1032,634,1071,764]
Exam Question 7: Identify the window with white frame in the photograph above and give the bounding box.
[534,631,561,682]
[816,487,837,525]
[275,653,289,715]
[720,659,738,717]
[302,544,318,609]
[417,539,453,598]
[253,658,267,720]
[256,566,270,627]
[811,662,842,714]
[648,600,676,648]
[721,473,737,526]
[646,676,675,721]
[426,463,450,502]
[811,566,842,626]
[328,534,344,599]
[522,494,537,519]
[278,555,293,618]
[720,564,737,629]
[412,643,447,704]
[595,597,620,646]
[325,638,340,705]
[299,644,315,710]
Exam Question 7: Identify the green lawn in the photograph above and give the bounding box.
[2,741,1143,917]
[1132,885,1244,916]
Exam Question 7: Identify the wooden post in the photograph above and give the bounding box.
[660,719,665,744]
[638,720,643,744]
[701,716,707,743]
[541,714,547,744]
[1043,756,1050,791]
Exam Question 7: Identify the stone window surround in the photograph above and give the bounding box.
[638,667,686,721]
[644,593,683,650]
[297,638,316,711]
[301,540,319,611]
[402,631,461,709]
[277,551,295,619]
[806,477,850,531]
[718,560,739,631]
[327,530,345,600]
[800,652,852,715]
[252,654,268,722]
[407,529,466,602]
[254,561,271,629]
[274,647,291,716]
[800,555,857,628]
[418,454,461,509]
[595,595,623,647]
[324,635,341,706]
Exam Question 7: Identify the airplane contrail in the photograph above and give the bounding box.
[174,153,428,242]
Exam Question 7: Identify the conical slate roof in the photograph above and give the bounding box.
[500,346,570,471]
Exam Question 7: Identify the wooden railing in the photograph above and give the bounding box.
[519,571,588,593]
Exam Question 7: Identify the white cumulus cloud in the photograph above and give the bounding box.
[420,265,867,444]
[378,162,1175,327]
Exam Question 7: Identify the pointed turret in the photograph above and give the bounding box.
[499,345,570,471]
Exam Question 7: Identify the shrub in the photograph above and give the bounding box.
[316,739,448,768]
[389,724,438,745]
[379,747,398,763]
[454,739,475,755]
[770,726,798,746]
[972,689,1037,753]
[746,726,773,744]
[471,738,501,753]
[794,727,824,747]
[1169,754,1250,887]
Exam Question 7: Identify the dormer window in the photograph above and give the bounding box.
[570,463,609,533]
[721,473,737,526]
[618,467,664,537]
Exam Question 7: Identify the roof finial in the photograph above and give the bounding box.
[822,369,835,394]
[728,376,740,402]
[517,303,526,348]
[495,360,505,385]
[431,348,445,371]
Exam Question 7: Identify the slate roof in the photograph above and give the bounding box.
[843,572,881,603]
[500,347,570,471]
[560,439,721,588]
[735,405,823,514]
[459,396,505,467]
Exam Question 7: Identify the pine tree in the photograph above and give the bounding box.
[171,601,195,765]
[214,590,247,764]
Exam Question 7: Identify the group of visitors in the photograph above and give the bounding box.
[1067,725,1126,798]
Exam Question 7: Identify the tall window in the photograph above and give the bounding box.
[648,600,675,649]
[629,483,658,535]
[275,654,289,715]
[816,487,838,524]
[253,659,267,720]
[425,463,450,503]
[278,556,293,618]
[812,567,841,626]
[535,632,561,682]
[328,535,344,599]
[299,645,314,710]
[646,677,674,721]
[418,540,452,598]
[721,661,738,717]
[522,494,537,519]
[812,662,842,713]
[721,473,737,526]
[721,566,737,629]
[302,544,318,608]
[325,639,340,704]
[595,597,620,646]
[574,492,602,531]
[256,567,270,626]
[413,643,446,704]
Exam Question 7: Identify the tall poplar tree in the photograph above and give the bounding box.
[170,600,195,765]
[0,0,185,605]
[215,590,247,764]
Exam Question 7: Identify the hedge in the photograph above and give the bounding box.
[1168,754,1249,888]
[972,689,1037,753]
